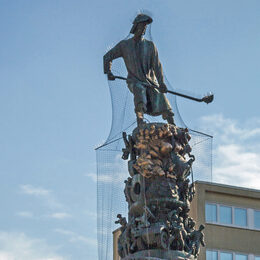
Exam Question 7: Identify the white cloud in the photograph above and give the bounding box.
[85,172,118,183]
[83,210,97,219]
[213,144,260,189]
[200,114,260,142]
[20,185,50,197]
[0,231,65,260]
[18,185,74,222]
[16,211,34,218]
[20,185,63,210]
[48,213,71,220]
[199,114,260,189]
[16,211,72,221]
[54,229,97,247]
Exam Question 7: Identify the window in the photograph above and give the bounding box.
[234,208,247,227]
[207,250,218,260]
[220,252,232,260]
[235,254,247,260]
[206,203,217,222]
[220,206,232,224]
[207,249,251,260]
[205,203,260,230]
[254,210,260,229]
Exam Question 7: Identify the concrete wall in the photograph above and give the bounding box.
[113,228,121,260]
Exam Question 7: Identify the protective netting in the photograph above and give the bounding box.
[96,23,212,260]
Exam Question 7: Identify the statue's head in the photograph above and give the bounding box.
[189,219,195,228]
[199,224,205,231]
[130,14,153,35]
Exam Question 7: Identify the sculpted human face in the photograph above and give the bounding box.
[134,22,147,38]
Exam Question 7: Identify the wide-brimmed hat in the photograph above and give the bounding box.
[130,14,153,34]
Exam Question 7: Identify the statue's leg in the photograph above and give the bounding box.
[162,110,175,125]
[147,88,174,124]
[136,110,144,127]
[129,82,147,126]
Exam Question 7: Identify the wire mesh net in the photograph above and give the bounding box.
[96,22,212,260]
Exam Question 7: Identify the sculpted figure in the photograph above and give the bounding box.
[169,224,185,251]
[103,14,174,126]
[189,224,206,257]
[115,214,129,257]
[130,218,142,252]
[171,152,193,181]
[178,179,190,201]
[124,177,133,204]
[115,214,127,229]
[188,182,196,202]
[184,217,196,251]
[135,212,150,228]
[135,205,155,228]
[185,217,196,233]
[122,132,136,161]
[168,207,182,224]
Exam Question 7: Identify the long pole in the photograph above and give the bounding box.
[112,75,214,104]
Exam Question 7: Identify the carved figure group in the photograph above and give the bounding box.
[114,123,205,259]
[131,124,194,180]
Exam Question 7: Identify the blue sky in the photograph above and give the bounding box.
[0,0,260,259]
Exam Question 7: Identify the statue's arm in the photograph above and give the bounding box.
[103,41,123,74]
[152,42,165,87]
[200,235,206,247]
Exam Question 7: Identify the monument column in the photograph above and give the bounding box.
[103,13,210,260]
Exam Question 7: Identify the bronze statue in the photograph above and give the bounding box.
[103,14,174,126]
[189,224,206,257]
[115,214,127,229]
[108,14,211,260]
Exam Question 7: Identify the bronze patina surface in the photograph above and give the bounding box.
[116,123,205,259]
[103,14,174,125]
[103,14,206,260]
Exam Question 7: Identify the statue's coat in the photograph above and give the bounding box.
[103,37,172,116]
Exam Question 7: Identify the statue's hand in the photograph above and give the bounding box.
[159,83,168,93]
[107,71,116,81]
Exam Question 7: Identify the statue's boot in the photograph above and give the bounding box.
[136,112,145,127]
[166,116,175,125]
[135,103,146,127]
[162,110,175,125]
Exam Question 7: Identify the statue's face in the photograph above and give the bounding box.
[134,22,147,37]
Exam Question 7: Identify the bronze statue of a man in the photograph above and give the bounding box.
[103,14,174,126]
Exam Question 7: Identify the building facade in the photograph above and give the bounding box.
[113,181,260,260]
[191,181,260,260]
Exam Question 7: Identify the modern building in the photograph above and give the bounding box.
[113,181,260,260]
[191,181,260,260]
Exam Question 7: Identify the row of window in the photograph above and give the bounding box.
[205,202,260,229]
[207,250,260,260]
